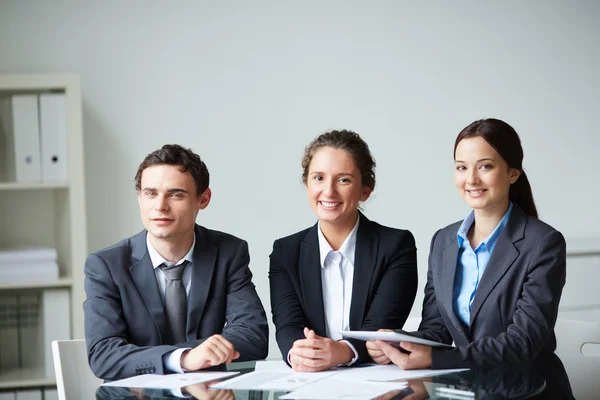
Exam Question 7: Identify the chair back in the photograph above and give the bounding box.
[51,339,103,400]
[555,317,600,400]
[402,317,421,332]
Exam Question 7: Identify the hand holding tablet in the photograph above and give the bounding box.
[342,330,454,349]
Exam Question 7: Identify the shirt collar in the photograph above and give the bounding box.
[318,215,360,267]
[146,233,195,269]
[456,202,513,252]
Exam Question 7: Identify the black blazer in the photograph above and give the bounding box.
[269,213,418,365]
[413,205,573,398]
[84,224,269,380]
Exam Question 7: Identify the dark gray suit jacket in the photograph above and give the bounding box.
[270,213,418,365]
[84,224,268,380]
[413,205,572,397]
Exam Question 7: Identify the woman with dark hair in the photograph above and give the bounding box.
[269,129,418,372]
[367,119,573,398]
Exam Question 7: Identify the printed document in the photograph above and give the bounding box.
[102,371,239,389]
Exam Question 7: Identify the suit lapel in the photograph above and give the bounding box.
[129,230,168,343]
[350,214,378,330]
[469,206,526,326]
[440,239,470,342]
[300,223,326,336]
[186,225,217,341]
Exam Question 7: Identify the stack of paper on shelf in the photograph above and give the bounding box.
[0,247,59,283]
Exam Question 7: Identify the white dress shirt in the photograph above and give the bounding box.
[146,233,195,374]
[318,217,359,365]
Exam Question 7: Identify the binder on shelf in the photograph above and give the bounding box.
[17,294,41,369]
[0,295,19,370]
[42,389,57,400]
[0,95,42,183]
[39,93,68,182]
[42,289,70,378]
[15,390,41,400]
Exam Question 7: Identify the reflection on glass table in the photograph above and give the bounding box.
[95,364,553,400]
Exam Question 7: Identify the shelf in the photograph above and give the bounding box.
[0,367,55,389]
[0,181,69,191]
[0,278,73,291]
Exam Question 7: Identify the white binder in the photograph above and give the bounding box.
[0,95,42,182]
[39,93,68,182]
[42,389,57,400]
[42,289,71,377]
[0,295,19,370]
[15,391,41,400]
[18,294,42,369]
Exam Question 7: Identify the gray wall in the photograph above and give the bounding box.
[1,0,599,358]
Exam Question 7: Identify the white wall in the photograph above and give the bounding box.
[1,0,599,358]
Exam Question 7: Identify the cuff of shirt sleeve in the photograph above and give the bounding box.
[164,348,192,373]
[339,340,359,366]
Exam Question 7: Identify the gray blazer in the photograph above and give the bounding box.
[84,224,268,380]
[413,205,572,396]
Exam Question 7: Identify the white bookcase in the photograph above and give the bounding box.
[0,74,87,390]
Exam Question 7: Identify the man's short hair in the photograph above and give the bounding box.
[134,144,209,195]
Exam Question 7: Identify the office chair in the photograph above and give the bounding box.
[51,339,102,400]
[555,317,600,400]
[402,317,422,332]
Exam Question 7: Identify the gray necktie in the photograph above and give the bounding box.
[160,261,188,344]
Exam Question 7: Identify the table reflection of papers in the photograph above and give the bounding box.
[278,378,407,400]
[334,364,468,382]
[211,361,467,398]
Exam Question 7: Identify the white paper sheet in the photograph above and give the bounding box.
[333,364,468,382]
[278,378,408,400]
[253,360,294,373]
[209,370,338,390]
[102,371,239,389]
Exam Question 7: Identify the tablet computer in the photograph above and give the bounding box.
[342,330,454,349]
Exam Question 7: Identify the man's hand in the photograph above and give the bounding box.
[181,335,240,371]
[403,379,430,400]
[289,328,353,372]
[377,340,432,370]
[366,329,394,365]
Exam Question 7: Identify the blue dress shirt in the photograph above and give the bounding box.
[453,203,513,327]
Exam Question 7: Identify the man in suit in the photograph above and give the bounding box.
[84,144,268,380]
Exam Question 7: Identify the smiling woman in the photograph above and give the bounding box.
[268,129,418,372]
[366,119,574,399]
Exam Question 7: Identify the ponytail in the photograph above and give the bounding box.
[510,171,538,218]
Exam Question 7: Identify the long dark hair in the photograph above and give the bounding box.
[454,119,538,218]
